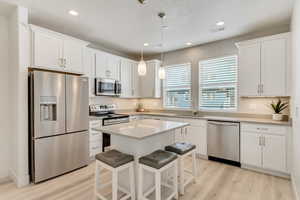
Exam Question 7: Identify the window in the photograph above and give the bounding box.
[199,55,238,110]
[163,63,192,109]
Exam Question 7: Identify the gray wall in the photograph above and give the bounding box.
[291,0,300,198]
[145,25,290,110]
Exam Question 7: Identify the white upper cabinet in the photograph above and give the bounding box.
[120,59,140,98]
[83,48,96,97]
[95,51,120,81]
[95,51,107,78]
[238,43,261,96]
[120,59,133,98]
[237,33,290,97]
[30,25,88,74]
[64,39,85,73]
[261,38,287,96]
[107,54,121,81]
[131,62,140,98]
[32,29,64,70]
[139,60,161,98]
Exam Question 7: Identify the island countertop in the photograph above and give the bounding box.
[93,119,189,139]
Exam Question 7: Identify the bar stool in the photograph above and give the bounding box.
[94,150,135,200]
[138,150,178,200]
[165,142,197,195]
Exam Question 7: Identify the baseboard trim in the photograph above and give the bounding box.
[241,164,290,179]
[292,175,300,200]
[9,169,30,188]
[0,176,11,184]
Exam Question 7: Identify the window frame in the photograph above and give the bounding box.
[198,55,238,112]
[163,63,193,110]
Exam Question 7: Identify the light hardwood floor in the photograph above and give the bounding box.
[0,158,294,200]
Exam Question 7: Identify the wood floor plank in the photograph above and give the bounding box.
[0,159,294,200]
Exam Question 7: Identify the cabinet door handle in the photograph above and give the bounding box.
[59,58,64,67]
[64,58,67,67]
[259,136,262,146]
[261,84,264,94]
[262,136,266,146]
[257,84,260,94]
[105,70,111,77]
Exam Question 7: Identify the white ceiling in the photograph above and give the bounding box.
[1,0,295,56]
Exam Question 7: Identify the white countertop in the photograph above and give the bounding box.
[118,112,291,126]
[93,119,189,139]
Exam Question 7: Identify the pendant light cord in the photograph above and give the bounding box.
[160,15,165,66]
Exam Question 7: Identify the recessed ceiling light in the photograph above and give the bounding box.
[69,10,79,16]
[216,21,225,26]
[186,42,192,46]
[143,43,149,47]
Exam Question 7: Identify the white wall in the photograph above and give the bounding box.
[144,25,291,115]
[291,0,300,199]
[0,15,11,180]
[7,6,30,187]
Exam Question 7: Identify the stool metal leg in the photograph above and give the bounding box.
[129,163,136,200]
[112,169,118,200]
[155,171,161,200]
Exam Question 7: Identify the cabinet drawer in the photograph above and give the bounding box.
[89,130,102,141]
[183,119,207,127]
[90,140,102,154]
[90,148,102,157]
[241,123,286,135]
[89,120,102,127]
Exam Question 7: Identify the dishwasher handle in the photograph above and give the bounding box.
[208,121,239,127]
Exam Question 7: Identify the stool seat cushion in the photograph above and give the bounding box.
[139,150,177,169]
[96,150,134,168]
[165,142,196,155]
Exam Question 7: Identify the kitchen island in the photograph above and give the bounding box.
[93,119,189,197]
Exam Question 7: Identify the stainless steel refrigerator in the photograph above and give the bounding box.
[29,70,89,183]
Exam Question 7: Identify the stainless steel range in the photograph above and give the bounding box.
[89,104,129,152]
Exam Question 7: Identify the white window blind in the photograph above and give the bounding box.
[199,55,237,110]
[163,63,192,109]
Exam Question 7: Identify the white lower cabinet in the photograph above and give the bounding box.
[241,132,262,167]
[153,117,207,156]
[262,134,286,172]
[184,119,207,156]
[89,120,103,157]
[241,123,287,173]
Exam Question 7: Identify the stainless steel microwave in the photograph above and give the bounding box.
[95,78,121,96]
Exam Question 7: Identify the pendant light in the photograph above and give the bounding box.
[158,12,166,80]
[138,48,147,76]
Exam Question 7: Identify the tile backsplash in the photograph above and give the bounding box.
[90,96,290,116]
[89,96,139,110]
[139,97,290,115]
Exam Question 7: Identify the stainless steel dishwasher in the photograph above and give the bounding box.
[207,120,240,166]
